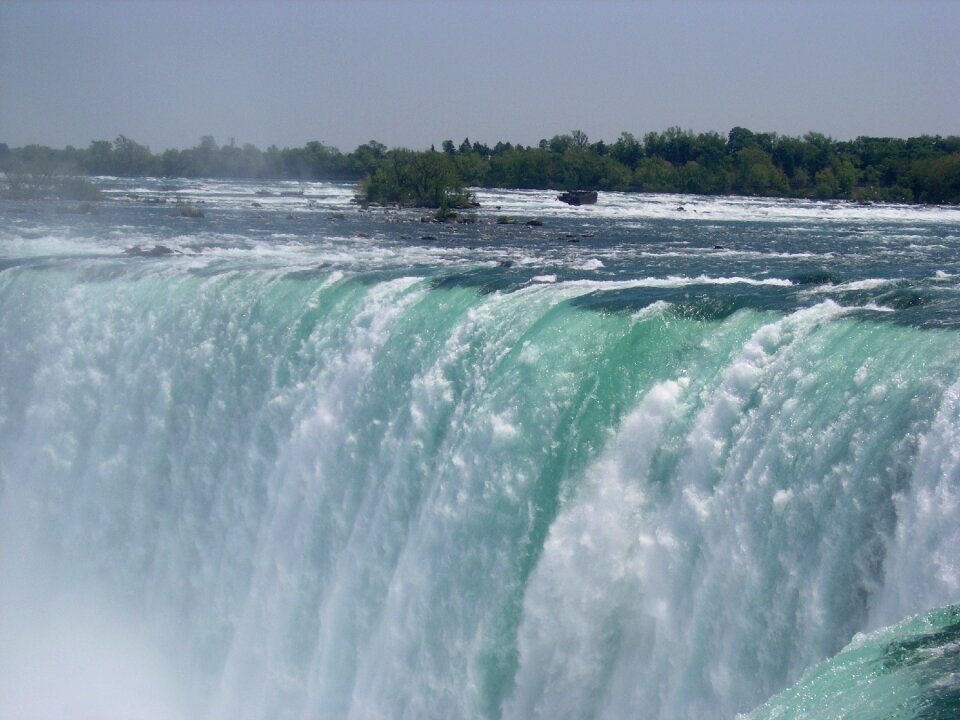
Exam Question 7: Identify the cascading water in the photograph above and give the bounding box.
[1,179,959,719]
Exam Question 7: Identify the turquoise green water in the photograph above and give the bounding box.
[744,604,960,720]
[1,180,959,719]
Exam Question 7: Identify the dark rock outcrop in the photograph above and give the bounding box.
[125,244,177,257]
[557,190,598,206]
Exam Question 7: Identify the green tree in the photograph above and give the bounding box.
[911,154,960,203]
[814,168,839,198]
[83,140,114,175]
[548,134,573,154]
[349,141,387,177]
[610,132,642,169]
[363,149,473,208]
[633,157,679,192]
[454,150,487,186]
[727,126,756,156]
[571,129,590,150]
[112,135,156,176]
[733,147,790,196]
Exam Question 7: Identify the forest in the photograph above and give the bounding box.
[2,127,959,204]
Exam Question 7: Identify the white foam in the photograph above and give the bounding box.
[871,375,960,628]
[473,188,960,225]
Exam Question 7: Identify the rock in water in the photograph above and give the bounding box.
[557,190,598,206]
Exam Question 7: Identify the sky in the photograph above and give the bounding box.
[1,0,958,153]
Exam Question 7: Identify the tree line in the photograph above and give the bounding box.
[2,127,958,204]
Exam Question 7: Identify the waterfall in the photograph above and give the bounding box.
[2,250,959,718]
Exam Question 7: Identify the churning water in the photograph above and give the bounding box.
[2,179,959,719]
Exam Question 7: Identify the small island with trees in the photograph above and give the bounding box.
[2,126,958,206]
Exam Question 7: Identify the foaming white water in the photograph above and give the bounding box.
[870,375,960,628]
[805,278,898,292]
[98,178,359,213]
[630,299,673,322]
[473,188,960,225]
[195,274,614,720]
[503,377,689,720]
[529,275,793,293]
[208,276,429,720]
[505,301,938,720]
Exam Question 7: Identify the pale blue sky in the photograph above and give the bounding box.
[1,0,957,152]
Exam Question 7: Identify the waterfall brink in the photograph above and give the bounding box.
[2,196,959,719]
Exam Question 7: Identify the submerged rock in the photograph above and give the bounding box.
[125,244,177,257]
[177,201,204,218]
[56,202,100,215]
[424,209,478,224]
